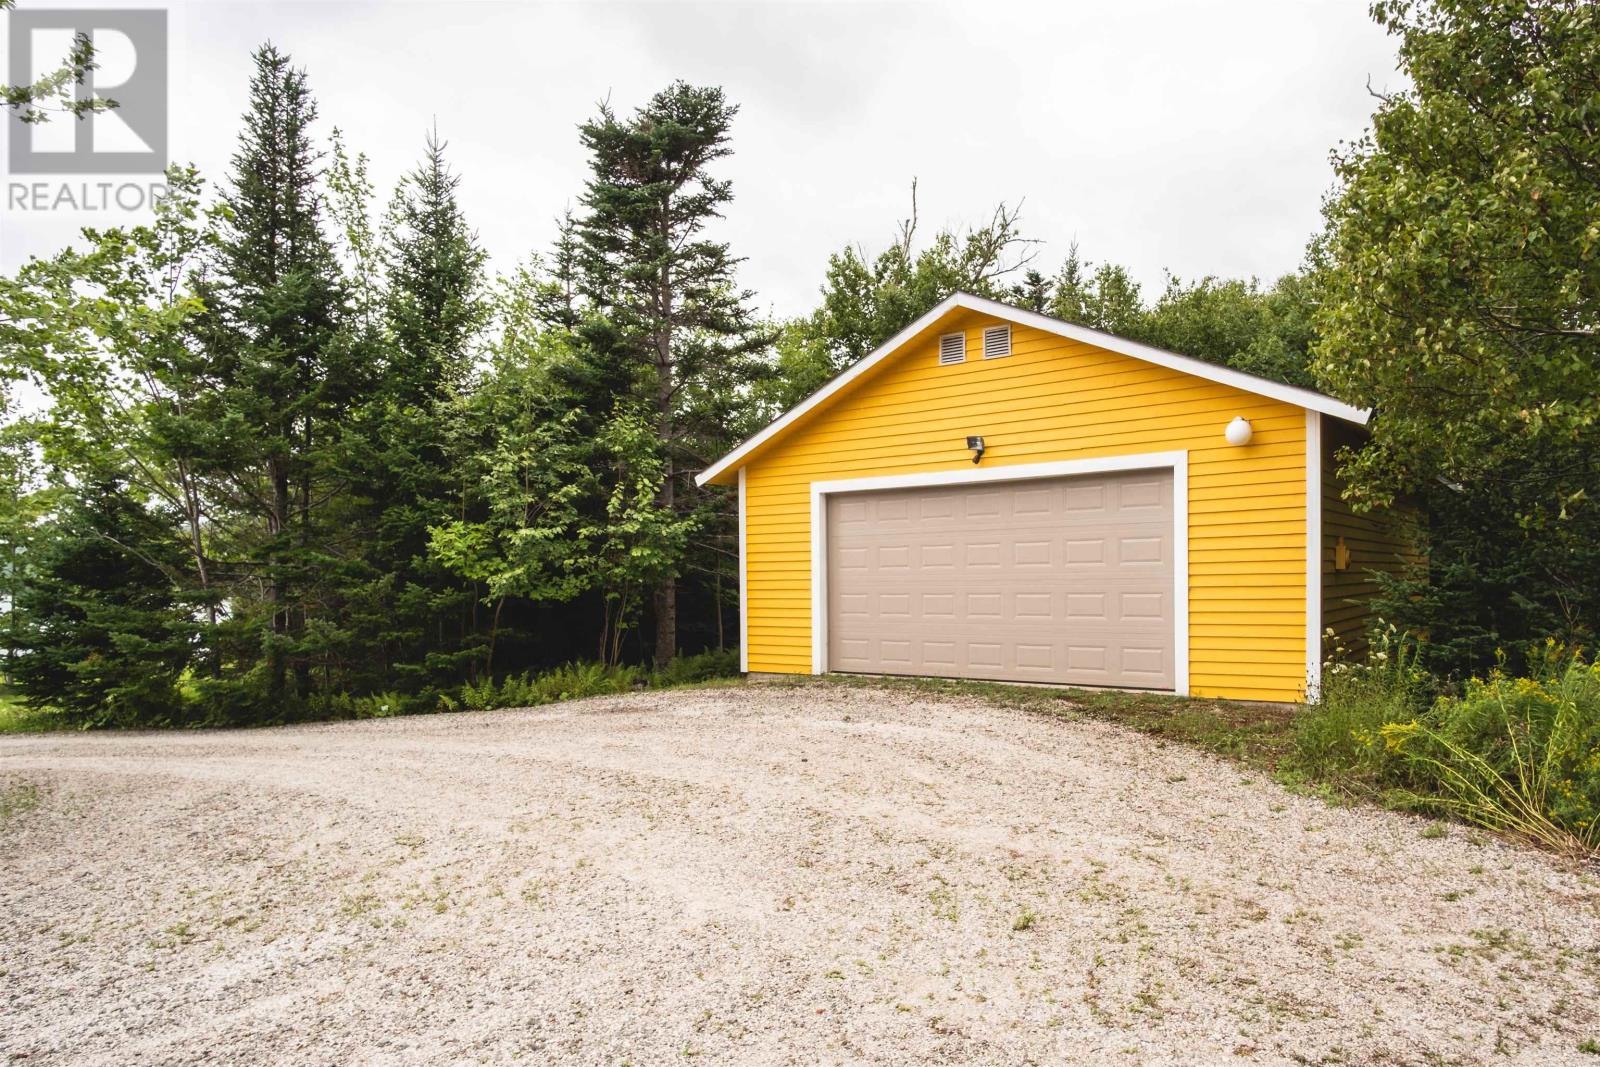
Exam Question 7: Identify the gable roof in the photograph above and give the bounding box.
[696,291,1370,487]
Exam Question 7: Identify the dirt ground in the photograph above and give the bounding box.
[2,684,1597,1066]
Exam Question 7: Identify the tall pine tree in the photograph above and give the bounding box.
[342,126,490,691]
[575,82,765,668]
[193,44,357,706]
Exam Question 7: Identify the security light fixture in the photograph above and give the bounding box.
[1224,416,1253,446]
[966,435,986,464]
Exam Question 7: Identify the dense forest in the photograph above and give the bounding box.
[1,0,1596,726]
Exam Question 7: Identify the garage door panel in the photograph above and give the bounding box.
[827,469,1175,689]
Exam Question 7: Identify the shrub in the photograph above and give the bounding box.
[459,661,645,711]
[1292,622,1433,787]
[304,689,421,721]
[1380,645,1600,859]
[653,647,741,686]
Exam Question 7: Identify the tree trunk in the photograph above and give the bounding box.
[484,595,505,680]
[652,576,675,670]
[293,428,312,697]
[178,461,220,678]
[268,454,290,702]
[653,307,676,671]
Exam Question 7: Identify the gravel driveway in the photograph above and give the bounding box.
[3,684,1597,1065]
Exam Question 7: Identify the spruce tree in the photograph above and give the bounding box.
[193,44,355,706]
[343,127,489,691]
[383,125,488,406]
[8,484,197,727]
[575,82,765,668]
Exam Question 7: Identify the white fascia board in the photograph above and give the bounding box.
[697,293,969,487]
[953,293,1373,427]
[695,292,1370,487]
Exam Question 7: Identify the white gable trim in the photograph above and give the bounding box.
[696,291,1370,487]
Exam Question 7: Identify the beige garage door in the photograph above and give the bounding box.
[826,470,1175,689]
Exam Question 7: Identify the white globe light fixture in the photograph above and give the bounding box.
[1224,416,1253,446]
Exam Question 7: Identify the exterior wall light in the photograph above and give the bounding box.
[1224,416,1253,446]
[966,435,986,464]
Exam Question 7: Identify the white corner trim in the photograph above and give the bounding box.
[738,466,748,674]
[1172,457,1190,697]
[1305,411,1323,702]
[695,291,1369,487]
[810,486,826,674]
[809,451,1190,696]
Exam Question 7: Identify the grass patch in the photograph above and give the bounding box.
[0,688,68,735]
[0,777,43,825]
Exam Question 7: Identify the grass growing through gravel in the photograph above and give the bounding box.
[1,777,43,825]
[803,673,1300,777]
[798,644,1600,862]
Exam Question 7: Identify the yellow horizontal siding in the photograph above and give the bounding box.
[1320,423,1423,661]
[741,309,1312,701]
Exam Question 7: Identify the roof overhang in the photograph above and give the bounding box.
[696,291,1370,487]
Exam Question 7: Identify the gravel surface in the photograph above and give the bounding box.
[2,684,1598,1066]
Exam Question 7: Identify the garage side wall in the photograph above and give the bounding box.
[1321,421,1425,662]
[742,310,1311,703]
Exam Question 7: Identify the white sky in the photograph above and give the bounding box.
[1,0,1405,320]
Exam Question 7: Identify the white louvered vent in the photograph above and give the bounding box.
[982,324,1012,359]
[938,332,966,366]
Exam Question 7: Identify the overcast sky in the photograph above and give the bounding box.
[2,0,1406,319]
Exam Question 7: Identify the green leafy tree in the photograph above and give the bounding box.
[0,167,227,711]
[582,411,696,667]
[0,0,113,124]
[428,335,592,678]
[326,128,383,327]
[36,170,218,621]
[336,127,491,691]
[1314,0,1600,667]
[1046,244,1146,337]
[0,426,57,685]
[778,184,1037,401]
[1142,273,1318,388]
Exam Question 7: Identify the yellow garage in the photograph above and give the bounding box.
[697,292,1406,703]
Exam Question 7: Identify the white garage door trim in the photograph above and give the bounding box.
[809,450,1190,695]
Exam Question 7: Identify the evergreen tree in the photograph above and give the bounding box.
[192,44,357,706]
[342,127,490,691]
[383,126,488,406]
[8,484,197,726]
[574,82,766,668]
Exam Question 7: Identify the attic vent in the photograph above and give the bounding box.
[938,332,966,366]
[982,324,1012,359]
